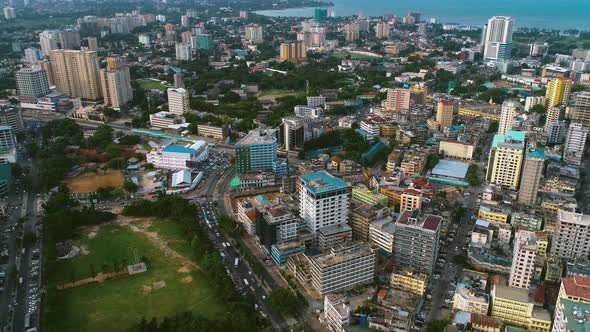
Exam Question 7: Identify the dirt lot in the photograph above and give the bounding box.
[66,170,124,193]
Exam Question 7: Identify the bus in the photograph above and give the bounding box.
[243,278,249,287]
[234,258,239,268]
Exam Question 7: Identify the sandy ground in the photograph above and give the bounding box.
[66,170,124,193]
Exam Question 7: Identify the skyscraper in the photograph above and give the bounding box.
[245,24,263,44]
[24,48,42,63]
[436,99,456,129]
[385,88,411,114]
[235,128,282,174]
[299,171,351,233]
[375,22,390,39]
[393,210,441,274]
[482,16,514,62]
[167,88,190,115]
[571,91,590,129]
[509,230,538,289]
[498,100,520,135]
[99,57,133,110]
[279,41,306,62]
[15,67,50,101]
[564,123,589,166]
[49,49,102,100]
[486,131,526,189]
[175,43,192,60]
[551,210,590,260]
[518,148,544,206]
[86,37,98,52]
[314,8,327,21]
[39,30,60,56]
[3,7,15,20]
[545,77,573,108]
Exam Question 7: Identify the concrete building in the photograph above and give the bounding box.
[310,244,375,296]
[146,141,208,170]
[400,188,422,212]
[439,139,476,160]
[255,204,299,251]
[390,266,428,296]
[518,148,544,206]
[149,111,184,129]
[99,59,133,109]
[236,128,286,175]
[545,77,573,108]
[39,30,60,56]
[385,88,411,114]
[498,100,520,135]
[196,124,228,139]
[564,123,589,166]
[175,43,192,60]
[545,105,566,143]
[393,210,442,274]
[482,16,514,62]
[245,24,263,44]
[571,92,590,129]
[167,88,190,115]
[491,285,551,331]
[49,50,102,100]
[350,203,388,241]
[453,270,489,315]
[551,210,590,261]
[23,48,42,64]
[368,216,396,254]
[375,22,390,39]
[87,37,98,51]
[524,96,546,112]
[322,295,350,332]
[0,106,24,133]
[279,40,306,62]
[15,67,50,100]
[486,131,526,189]
[509,230,538,289]
[3,7,15,20]
[294,105,323,118]
[299,171,351,233]
[436,99,456,129]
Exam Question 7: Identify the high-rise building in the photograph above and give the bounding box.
[167,87,190,115]
[173,73,184,89]
[0,126,16,154]
[498,100,520,135]
[24,48,42,63]
[0,106,24,133]
[509,230,538,289]
[99,58,133,110]
[15,67,50,100]
[400,188,422,212]
[571,91,590,128]
[299,171,351,233]
[545,105,564,132]
[175,43,192,60]
[385,88,411,114]
[180,15,189,28]
[436,99,456,129]
[524,96,545,112]
[314,8,328,21]
[58,28,81,49]
[350,203,389,241]
[491,285,551,331]
[518,148,544,206]
[393,210,442,274]
[3,7,15,20]
[245,24,263,44]
[180,31,192,44]
[279,41,306,62]
[49,49,102,100]
[235,128,282,174]
[375,22,390,39]
[482,16,514,62]
[545,77,573,108]
[86,37,98,51]
[564,123,589,166]
[545,121,567,145]
[164,23,176,45]
[551,210,590,261]
[343,23,360,42]
[486,131,526,189]
[552,276,590,332]
[39,30,60,56]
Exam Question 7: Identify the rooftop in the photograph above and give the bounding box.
[162,144,194,154]
[559,210,590,226]
[396,210,442,232]
[431,160,469,180]
[562,298,590,332]
[300,171,350,194]
[562,276,590,301]
[493,285,529,303]
[311,244,374,269]
[318,223,352,237]
[492,131,526,149]
[236,128,277,146]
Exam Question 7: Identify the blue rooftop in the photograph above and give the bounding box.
[528,147,545,159]
[300,171,350,194]
[492,131,526,149]
[162,144,194,154]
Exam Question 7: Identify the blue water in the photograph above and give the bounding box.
[255,0,590,30]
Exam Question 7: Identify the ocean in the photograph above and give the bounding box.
[254,0,590,30]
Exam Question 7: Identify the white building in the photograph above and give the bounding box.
[167,88,190,115]
[498,100,520,135]
[175,43,192,60]
[322,295,350,332]
[299,171,351,233]
[245,24,263,44]
[3,7,15,20]
[550,210,590,260]
[139,34,150,46]
[564,123,589,166]
[482,16,514,62]
[24,48,42,63]
[39,30,60,56]
[307,96,326,107]
[368,216,396,254]
[149,111,184,129]
[486,131,526,189]
[146,141,208,170]
[294,105,323,119]
[509,230,538,289]
[360,119,380,140]
[524,96,545,112]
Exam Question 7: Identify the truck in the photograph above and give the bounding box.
[243,278,249,287]
[234,258,239,268]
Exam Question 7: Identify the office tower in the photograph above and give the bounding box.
[298,171,351,233]
[39,30,60,56]
[551,210,590,260]
[545,105,566,144]
[279,41,306,62]
[139,35,150,46]
[173,73,184,88]
[393,210,442,274]
[3,7,15,20]
[491,285,552,331]
[498,100,520,135]
[310,244,375,296]
[15,67,50,100]
[24,48,42,63]
[245,24,263,44]
[552,276,590,332]
[486,131,526,189]
[343,23,359,42]
[86,37,98,51]
[436,99,456,129]
[235,128,283,174]
[164,23,176,44]
[564,123,589,166]
[314,8,327,21]
[180,15,189,28]
[509,230,538,289]
[545,77,573,108]
[571,92,590,128]
[167,88,190,115]
[193,34,211,50]
[482,16,514,62]
[0,126,16,153]
[99,59,133,110]
[180,31,192,44]
[58,28,81,49]
[0,106,24,133]
[175,43,192,60]
[375,22,390,39]
[400,188,422,212]
[280,117,307,151]
[384,88,411,114]
[518,148,544,206]
[49,50,102,100]
[418,22,428,36]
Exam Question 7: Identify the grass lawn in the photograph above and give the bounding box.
[43,222,227,332]
[137,79,172,91]
[259,89,293,97]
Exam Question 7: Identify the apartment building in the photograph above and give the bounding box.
[518,148,545,206]
[322,295,350,332]
[400,188,422,212]
[390,266,428,296]
[486,131,526,189]
[393,210,442,274]
[509,230,538,289]
[49,50,102,100]
[453,270,489,315]
[368,216,396,254]
[436,99,456,129]
[550,210,590,261]
[167,88,190,115]
[545,77,573,108]
[349,202,389,241]
[385,88,411,114]
[491,285,551,331]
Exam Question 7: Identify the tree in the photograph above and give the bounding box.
[529,104,546,114]
[123,181,139,193]
[267,288,298,317]
[426,153,441,170]
[427,319,450,332]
